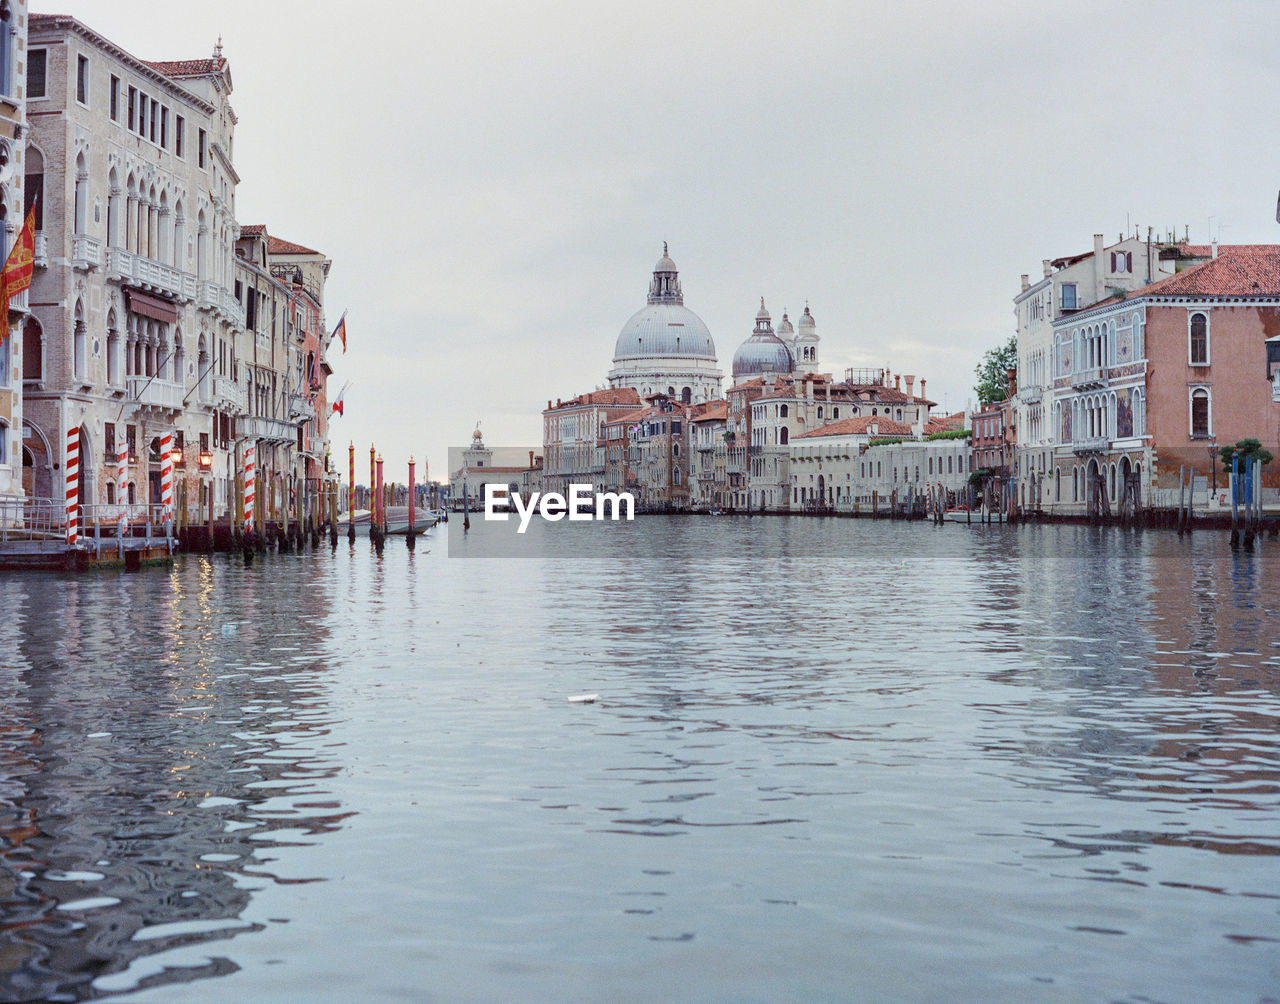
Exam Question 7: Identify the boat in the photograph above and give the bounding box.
[338,506,439,535]
[943,506,1003,524]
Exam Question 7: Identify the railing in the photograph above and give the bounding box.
[0,499,172,541]
[107,247,197,301]
[287,393,312,420]
[196,281,242,323]
[1071,367,1106,389]
[128,375,184,410]
[213,375,246,413]
[242,415,297,443]
[71,234,102,270]
[1072,436,1110,455]
[8,287,26,312]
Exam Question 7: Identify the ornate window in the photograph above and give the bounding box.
[1190,387,1210,438]
[1189,312,1209,365]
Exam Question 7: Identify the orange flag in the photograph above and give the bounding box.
[0,200,35,333]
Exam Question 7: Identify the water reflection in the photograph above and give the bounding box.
[0,557,351,1000]
[0,522,1278,1001]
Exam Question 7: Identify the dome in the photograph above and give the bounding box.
[612,246,717,362]
[732,298,795,379]
[798,305,816,329]
[777,311,795,336]
[613,302,716,361]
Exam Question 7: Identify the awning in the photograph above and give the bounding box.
[126,290,178,324]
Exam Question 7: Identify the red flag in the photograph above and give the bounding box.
[331,380,350,416]
[0,200,36,329]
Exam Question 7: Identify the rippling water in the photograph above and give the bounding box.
[1,518,1278,1001]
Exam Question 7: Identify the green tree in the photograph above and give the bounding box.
[974,334,1018,405]
[1218,438,1273,471]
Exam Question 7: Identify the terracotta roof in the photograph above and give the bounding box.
[605,408,650,425]
[268,235,323,256]
[1077,245,1280,307]
[795,417,914,439]
[240,224,266,236]
[547,387,642,411]
[691,402,728,423]
[142,57,227,78]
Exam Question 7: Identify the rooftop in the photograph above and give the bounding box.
[795,417,915,440]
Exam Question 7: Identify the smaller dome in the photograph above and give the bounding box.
[732,299,794,379]
[777,311,794,336]
[798,305,816,329]
[472,428,483,441]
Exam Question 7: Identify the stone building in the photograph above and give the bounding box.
[23,15,243,513]
[790,418,969,511]
[607,246,722,404]
[19,14,334,523]
[0,0,27,503]
[1049,244,1280,516]
[1013,232,1206,513]
[541,386,640,495]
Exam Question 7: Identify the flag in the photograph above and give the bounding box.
[331,381,351,416]
[0,199,36,329]
[330,311,347,354]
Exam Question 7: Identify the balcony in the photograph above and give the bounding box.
[127,375,184,414]
[107,247,196,301]
[242,415,297,444]
[1071,367,1107,390]
[33,231,48,268]
[1017,382,1043,403]
[197,280,242,324]
[7,287,27,313]
[71,234,102,271]
[1072,436,1110,456]
[212,374,246,414]
[287,393,312,421]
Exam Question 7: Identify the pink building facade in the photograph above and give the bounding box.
[1050,246,1280,515]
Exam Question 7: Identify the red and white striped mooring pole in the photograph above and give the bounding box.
[65,426,79,545]
[159,431,173,533]
[243,441,256,533]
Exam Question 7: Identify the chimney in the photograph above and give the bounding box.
[905,375,915,398]
[528,450,534,467]
[895,373,901,391]
[1042,259,1052,278]
[1006,367,1016,398]
[1020,274,1029,292]
[1093,233,1105,298]
[920,378,927,400]
[547,400,552,410]
[1212,240,1219,259]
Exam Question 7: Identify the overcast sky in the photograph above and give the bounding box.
[43,0,1280,483]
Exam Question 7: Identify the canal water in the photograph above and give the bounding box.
[1,518,1278,1002]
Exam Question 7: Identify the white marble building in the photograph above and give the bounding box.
[607,246,723,404]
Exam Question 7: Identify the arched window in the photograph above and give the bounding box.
[780,427,789,445]
[106,166,121,246]
[681,386,691,405]
[73,301,86,382]
[24,145,43,232]
[73,152,88,235]
[1189,313,1208,365]
[22,316,41,381]
[1190,388,1210,437]
[779,404,788,418]
[106,310,120,386]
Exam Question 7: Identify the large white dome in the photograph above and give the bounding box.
[613,301,716,362]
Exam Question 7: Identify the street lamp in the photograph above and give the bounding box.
[199,448,212,469]
[1208,438,1218,495]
